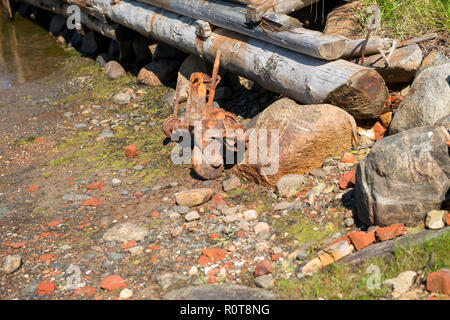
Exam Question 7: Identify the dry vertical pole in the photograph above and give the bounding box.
[1,0,14,21]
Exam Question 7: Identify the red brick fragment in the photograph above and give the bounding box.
[202,248,227,261]
[124,145,138,158]
[82,197,100,207]
[100,275,126,291]
[85,181,104,190]
[338,169,356,190]
[375,223,404,241]
[254,260,272,277]
[347,231,375,251]
[37,282,55,295]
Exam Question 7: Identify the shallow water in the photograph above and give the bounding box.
[0,11,68,90]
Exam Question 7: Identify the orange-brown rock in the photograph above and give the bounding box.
[233,99,356,186]
[137,59,181,86]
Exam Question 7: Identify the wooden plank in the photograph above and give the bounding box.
[247,0,320,22]
[88,0,387,119]
[130,0,346,60]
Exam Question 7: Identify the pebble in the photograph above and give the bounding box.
[113,93,131,105]
[425,210,446,229]
[222,175,241,192]
[174,205,189,214]
[254,274,274,289]
[344,217,355,227]
[383,271,417,298]
[243,210,258,221]
[121,190,129,196]
[128,246,144,256]
[254,222,270,234]
[112,178,122,187]
[185,211,200,222]
[1,255,22,274]
[119,288,133,299]
[296,251,307,261]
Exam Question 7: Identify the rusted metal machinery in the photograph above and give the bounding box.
[163,51,247,180]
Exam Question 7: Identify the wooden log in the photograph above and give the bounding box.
[129,0,346,60]
[1,0,14,21]
[64,0,108,24]
[343,38,393,58]
[20,0,118,40]
[90,0,388,119]
[247,0,320,22]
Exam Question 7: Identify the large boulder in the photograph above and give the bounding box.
[232,98,357,186]
[355,125,450,227]
[49,14,66,36]
[389,64,450,134]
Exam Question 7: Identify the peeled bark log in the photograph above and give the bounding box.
[343,38,394,58]
[20,0,118,40]
[247,0,320,22]
[87,0,387,118]
[133,0,347,60]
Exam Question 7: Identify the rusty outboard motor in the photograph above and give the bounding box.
[163,51,246,179]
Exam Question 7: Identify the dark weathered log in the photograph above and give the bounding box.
[247,0,320,22]
[64,0,108,23]
[1,0,14,21]
[130,0,346,60]
[20,0,118,40]
[340,227,449,265]
[88,0,387,118]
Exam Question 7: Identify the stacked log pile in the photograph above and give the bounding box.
[8,0,396,120]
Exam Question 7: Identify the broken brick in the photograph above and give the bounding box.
[338,169,356,190]
[347,231,375,251]
[375,223,405,241]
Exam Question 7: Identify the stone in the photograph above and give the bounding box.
[49,14,66,35]
[254,222,270,235]
[165,283,276,300]
[383,271,417,298]
[96,54,110,68]
[222,175,241,192]
[37,282,55,295]
[112,178,122,187]
[1,255,22,274]
[255,242,269,252]
[128,245,144,256]
[338,169,356,190]
[156,273,188,291]
[101,275,126,291]
[363,44,423,83]
[301,258,322,275]
[324,240,354,261]
[356,125,450,226]
[185,211,200,222]
[175,188,213,207]
[243,210,258,221]
[347,231,375,251]
[425,210,446,230]
[103,223,149,243]
[132,35,153,65]
[309,169,328,177]
[318,251,334,266]
[152,41,187,61]
[344,217,354,227]
[113,93,131,105]
[119,288,133,299]
[124,144,138,158]
[417,49,449,76]
[137,60,181,86]
[373,122,386,141]
[233,99,356,186]
[63,193,92,202]
[174,205,189,214]
[202,248,227,261]
[105,61,126,80]
[254,274,274,289]
[82,197,100,207]
[426,269,450,295]
[389,64,450,134]
[275,174,305,197]
[85,181,104,190]
[375,223,405,241]
[273,202,292,211]
[254,260,272,277]
[176,55,211,103]
[81,31,98,54]
[379,112,393,128]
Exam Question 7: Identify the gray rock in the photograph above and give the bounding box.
[309,169,328,177]
[121,190,129,196]
[107,252,124,261]
[112,178,122,187]
[185,211,200,222]
[21,283,38,297]
[275,174,305,197]
[156,273,188,291]
[0,205,10,218]
[103,223,149,243]
[389,64,450,134]
[74,123,87,129]
[165,283,275,300]
[417,49,449,76]
[383,271,416,298]
[296,251,307,261]
[62,193,92,202]
[95,54,111,68]
[1,255,22,274]
[98,130,114,138]
[174,205,189,214]
[356,125,450,226]
[344,217,355,227]
[113,93,131,105]
[106,61,126,80]
[254,274,274,289]
[364,44,422,83]
[222,175,241,192]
